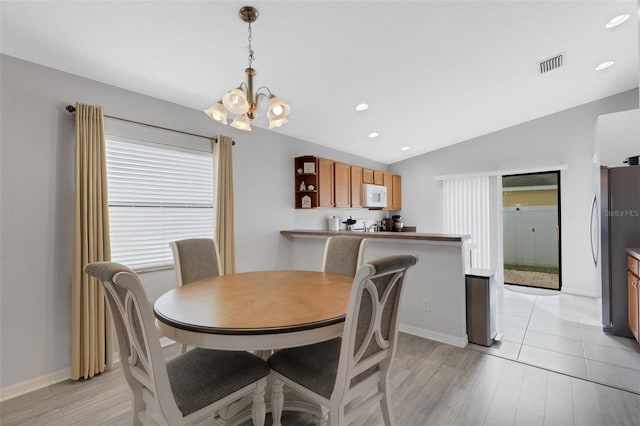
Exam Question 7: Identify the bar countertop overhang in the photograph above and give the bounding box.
[280,229,471,243]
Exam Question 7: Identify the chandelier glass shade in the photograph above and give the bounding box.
[204,6,290,131]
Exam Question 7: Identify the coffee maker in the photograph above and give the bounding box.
[392,215,403,231]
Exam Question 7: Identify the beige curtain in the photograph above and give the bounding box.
[214,135,236,274]
[71,102,114,380]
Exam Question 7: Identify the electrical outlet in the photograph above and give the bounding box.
[422,297,431,311]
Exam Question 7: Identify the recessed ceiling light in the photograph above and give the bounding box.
[355,103,369,111]
[400,146,410,151]
[595,61,614,71]
[605,14,630,28]
[368,132,379,139]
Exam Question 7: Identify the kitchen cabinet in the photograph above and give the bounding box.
[383,173,393,210]
[363,168,384,185]
[382,173,402,210]
[334,161,351,208]
[363,168,374,184]
[392,174,402,210]
[628,252,640,343]
[294,156,402,210]
[294,156,318,208]
[318,158,335,207]
[350,165,363,208]
[373,170,384,185]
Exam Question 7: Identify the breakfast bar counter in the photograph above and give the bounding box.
[280,229,469,243]
[280,229,472,348]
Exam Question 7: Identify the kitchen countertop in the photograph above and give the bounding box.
[627,248,640,261]
[280,229,470,243]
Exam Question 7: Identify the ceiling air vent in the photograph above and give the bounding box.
[538,52,565,74]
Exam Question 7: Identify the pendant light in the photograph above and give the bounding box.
[204,6,291,131]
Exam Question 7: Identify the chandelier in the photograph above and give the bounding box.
[204,6,290,131]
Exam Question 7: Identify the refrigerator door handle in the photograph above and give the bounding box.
[590,193,598,266]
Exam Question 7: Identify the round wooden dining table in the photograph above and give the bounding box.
[154,270,354,351]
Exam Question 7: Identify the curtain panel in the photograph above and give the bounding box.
[214,135,236,274]
[71,102,114,380]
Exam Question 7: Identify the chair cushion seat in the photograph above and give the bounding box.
[268,338,341,399]
[167,348,269,416]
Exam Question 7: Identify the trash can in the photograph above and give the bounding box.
[465,268,497,346]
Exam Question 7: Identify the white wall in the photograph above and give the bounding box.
[390,89,638,297]
[0,55,386,391]
[595,108,640,168]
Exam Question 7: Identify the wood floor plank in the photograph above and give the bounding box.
[3,333,640,426]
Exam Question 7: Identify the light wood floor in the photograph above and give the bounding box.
[2,333,639,426]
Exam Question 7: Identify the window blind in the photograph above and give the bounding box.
[105,138,215,270]
[443,176,491,269]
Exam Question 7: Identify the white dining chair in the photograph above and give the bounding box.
[84,261,268,426]
[170,238,223,353]
[170,238,222,287]
[268,254,419,426]
[321,236,366,277]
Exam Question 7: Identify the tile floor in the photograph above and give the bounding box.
[470,284,640,394]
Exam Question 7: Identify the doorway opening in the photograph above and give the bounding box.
[502,171,561,290]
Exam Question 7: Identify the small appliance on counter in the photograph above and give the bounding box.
[327,216,340,232]
[342,216,357,231]
[392,215,403,231]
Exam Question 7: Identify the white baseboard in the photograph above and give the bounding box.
[399,323,468,348]
[1,338,177,402]
[561,286,599,298]
[1,367,70,402]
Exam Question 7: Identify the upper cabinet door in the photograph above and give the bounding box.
[392,174,402,210]
[334,161,351,208]
[383,173,393,210]
[373,170,384,185]
[318,158,335,207]
[363,168,374,184]
[350,165,363,208]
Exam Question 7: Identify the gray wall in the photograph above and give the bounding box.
[0,55,386,389]
[390,89,638,297]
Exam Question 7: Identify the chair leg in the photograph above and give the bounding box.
[180,343,187,354]
[379,378,395,426]
[131,388,144,426]
[270,377,284,426]
[252,378,267,426]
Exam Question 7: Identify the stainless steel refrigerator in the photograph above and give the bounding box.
[596,165,640,337]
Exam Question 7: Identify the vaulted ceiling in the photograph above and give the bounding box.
[2,1,637,163]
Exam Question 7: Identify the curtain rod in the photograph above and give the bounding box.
[65,105,234,145]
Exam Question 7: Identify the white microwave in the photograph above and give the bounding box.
[363,183,387,208]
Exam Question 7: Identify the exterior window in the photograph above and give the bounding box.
[105,138,215,271]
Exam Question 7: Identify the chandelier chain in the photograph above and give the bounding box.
[247,22,255,67]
